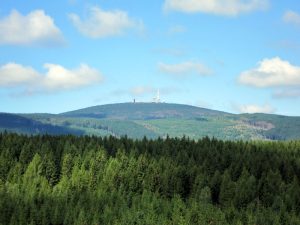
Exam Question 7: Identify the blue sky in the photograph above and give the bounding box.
[0,0,300,115]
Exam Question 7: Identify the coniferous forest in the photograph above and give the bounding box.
[1,132,300,225]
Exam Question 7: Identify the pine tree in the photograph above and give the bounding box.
[219,170,236,207]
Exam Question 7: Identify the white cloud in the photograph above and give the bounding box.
[163,0,269,16]
[283,10,300,26]
[239,57,300,88]
[158,61,212,76]
[0,63,40,86]
[0,63,103,93]
[236,104,275,114]
[0,10,64,46]
[42,64,103,90]
[69,6,143,38]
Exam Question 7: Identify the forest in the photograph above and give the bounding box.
[0,132,300,225]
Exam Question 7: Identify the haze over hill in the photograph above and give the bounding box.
[1,102,300,140]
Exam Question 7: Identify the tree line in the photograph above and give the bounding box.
[0,132,300,224]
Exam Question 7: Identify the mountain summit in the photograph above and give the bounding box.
[61,102,228,120]
[1,102,300,140]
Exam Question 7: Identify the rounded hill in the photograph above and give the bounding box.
[61,102,228,120]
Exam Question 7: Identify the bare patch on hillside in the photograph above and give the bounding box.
[240,120,275,130]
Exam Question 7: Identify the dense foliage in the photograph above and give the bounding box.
[0,133,300,225]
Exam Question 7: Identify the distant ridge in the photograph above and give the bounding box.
[61,102,229,120]
[0,113,83,135]
[1,102,300,140]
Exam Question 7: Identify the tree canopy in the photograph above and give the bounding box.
[0,133,300,225]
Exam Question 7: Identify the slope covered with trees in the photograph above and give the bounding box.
[1,103,299,140]
[1,133,300,224]
[0,113,84,135]
[61,103,227,119]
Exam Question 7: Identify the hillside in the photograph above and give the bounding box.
[1,103,300,140]
[0,113,84,135]
[237,113,300,140]
[61,102,228,120]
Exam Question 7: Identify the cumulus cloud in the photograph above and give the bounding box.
[158,61,212,76]
[236,104,275,114]
[0,63,40,86]
[283,10,300,26]
[0,10,64,46]
[238,57,300,88]
[0,63,103,93]
[69,6,143,38]
[163,0,269,16]
[42,64,103,90]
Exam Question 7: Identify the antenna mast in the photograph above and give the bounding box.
[153,89,161,103]
[157,89,160,103]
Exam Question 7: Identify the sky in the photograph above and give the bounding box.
[0,0,300,115]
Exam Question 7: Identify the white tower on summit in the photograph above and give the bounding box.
[153,89,161,103]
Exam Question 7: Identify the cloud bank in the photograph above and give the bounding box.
[239,57,300,88]
[158,61,212,76]
[163,0,269,16]
[0,10,64,46]
[69,6,143,38]
[0,63,103,93]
